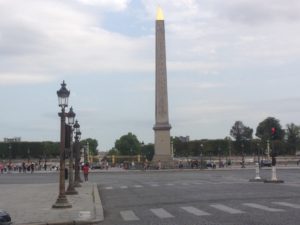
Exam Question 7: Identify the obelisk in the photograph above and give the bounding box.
[153,7,172,165]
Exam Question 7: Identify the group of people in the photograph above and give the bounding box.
[0,162,38,173]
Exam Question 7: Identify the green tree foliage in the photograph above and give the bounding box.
[141,143,154,161]
[0,142,59,159]
[285,123,300,154]
[80,138,98,156]
[114,132,141,156]
[230,121,253,155]
[230,121,253,142]
[256,117,285,141]
[107,148,119,156]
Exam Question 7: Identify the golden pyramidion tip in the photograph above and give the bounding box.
[156,6,164,20]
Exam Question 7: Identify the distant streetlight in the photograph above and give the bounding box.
[74,120,82,187]
[52,81,72,209]
[241,143,245,168]
[200,143,204,169]
[66,107,78,195]
[8,144,12,169]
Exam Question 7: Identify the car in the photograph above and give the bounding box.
[0,210,12,225]
[90,163,102,170]
[260,160,272,167]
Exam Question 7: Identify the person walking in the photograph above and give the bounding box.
[83,163,89,182]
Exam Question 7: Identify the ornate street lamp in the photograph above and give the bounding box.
[66,107,78,195]
[53,81,72,208]
[74,120,82,187]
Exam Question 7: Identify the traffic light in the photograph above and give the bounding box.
[271,127,276,140]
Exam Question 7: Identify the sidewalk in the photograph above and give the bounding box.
[0,182,103,225]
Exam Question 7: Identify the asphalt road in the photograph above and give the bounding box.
[97,168,300,225]
[2,168,300,225]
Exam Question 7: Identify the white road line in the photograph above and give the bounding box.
[78,211,91,219]
[181,206,211,216]
[150,184,159,187]
[150,208,174,218]
[243,203,285,212]
[120,186,128,189]
[192,182,203,185]
[104,187,113,190]
[210,204,244,214]
[165,183,174,186]
[120,210,140,221]
[272,202,300,209]
[133,185,143,188]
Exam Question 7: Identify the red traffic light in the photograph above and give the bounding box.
[271,127,276,134]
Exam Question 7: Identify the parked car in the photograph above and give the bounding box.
[90,163,102,170]
[260,160,272,167]
[0,210,12,225]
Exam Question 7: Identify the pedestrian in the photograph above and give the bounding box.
[158,160,161,170]
[83,163,89,182]
[30,163,34,173]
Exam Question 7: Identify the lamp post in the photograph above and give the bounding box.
[170,140,174,159]
[52,81,72,209]
[257,143,261,166]
[241,143,245,168]
[74,120,82,187]
[200,143,204,169]
[8,144,12,171]
[218,146,222,168]
[66,107,78,195]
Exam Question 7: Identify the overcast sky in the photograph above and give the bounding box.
[0,0,300,151]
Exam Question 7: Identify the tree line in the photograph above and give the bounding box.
[0,138,99,160]
[108,117,300,159]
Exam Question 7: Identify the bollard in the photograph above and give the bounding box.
[271,166,277,181]
[249,163,264,182]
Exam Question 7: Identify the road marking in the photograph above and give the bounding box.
[105,187,113,190]
[150,208,174,218]
[120,185,128,189]
[192,182,203,185]
[181,206,211,216]
[210,204,244,214]
[165,183,174,186]
[272,202,300,209]
[243,203,284,212]
[120,210,139,221]
[78,211,91,219]
[133,185,143,188]
[150,184,159,187]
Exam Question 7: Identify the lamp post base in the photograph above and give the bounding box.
[52,195,72,208]
[66,185,78,195]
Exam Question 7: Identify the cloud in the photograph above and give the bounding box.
[76,0,130,11]
[0,74,53,85]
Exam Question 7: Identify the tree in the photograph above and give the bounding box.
[230,121,253,142]
[115,132,141,156]
[80,138,98,156]
[286,123,300,154]
[141,143,154,161]
[230,121,253,156]
[255,117,284,141]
